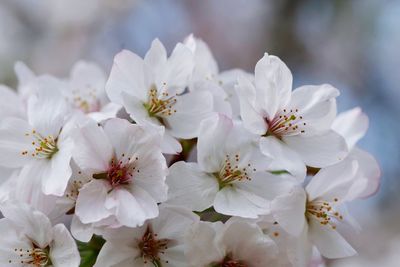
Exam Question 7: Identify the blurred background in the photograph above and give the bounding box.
[0,0,398,266]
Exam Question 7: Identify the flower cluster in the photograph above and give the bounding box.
[0,35,380,267]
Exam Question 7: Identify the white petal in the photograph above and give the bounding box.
[222,220,278,266]
[163,42,194,93]
[197,114,233,172]
[70,215,95,242]
[0,203,53,248]
[49,224,80,267]
[106,50,149,104]
[271,186,307,236]
[166,161,218,212]
[75,180,112,224]
[88,103,121,122]
[306,160,358,201]
[0,117,34,168]
[350,147,381,198]
[254,53,292,120]
[214,186,270,218]
[236,76,267,135]
[15,164,59,214]
[260,136,306,181]
[283,130,348,168]
[121,91,161,128]
[332,107,369,150]
[289,84,339,132]
[166,90,214,139]
[73,120,113,173]
[94,241,138,267]
[151,204,199,240]
[70,61,106,93]
[41,138,73,196]
[184,221,224,266]
[144,38,168,77]
[309,218,357,259]
[109,187,159,227]
[27,82,69,137]
[161,130,182,154]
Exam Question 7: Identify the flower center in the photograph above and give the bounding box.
[211,255,247,267]
[306,197,343,230]
[9,245,50,267]
[71,88,101,113]
[144,84,177,118]
[216,154,255,188]
[93,156,138,189]
[22,130,59,159]
[267,108,306,137]
[138,226,170,265]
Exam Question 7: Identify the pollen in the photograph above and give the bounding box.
[70,87,101,113]
[216,154,256,188]
[9,245,50,267]
[267,108,306,137]
[22,130,59,159]
[144,84,177,118]
[138,226,170,265]
[306,197,344,230]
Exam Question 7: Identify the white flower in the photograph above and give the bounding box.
[270,160,362,259]
[236,53,348,179]
[167,114,292,218]
[185,219,278,267]
[73,118,168,227]
[0,203,80,267]
[185,35,253,119]
[0,85,73,196]
[62,61,121,121]
[94,205,198,267]
[246,214,310,267]
[106,38,214,154]
[332,107,381,198]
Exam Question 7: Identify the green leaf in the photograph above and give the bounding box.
[78,235,106,267]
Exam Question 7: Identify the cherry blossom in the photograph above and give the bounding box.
[0,203,80,267]
[106,38,214,154]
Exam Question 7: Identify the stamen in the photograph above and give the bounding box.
[22,130,59,159]
[137,226,170,265]
[9,245,50,267]
[70,87,101,113]
[216,154,255,188]
[306,197,343,229]
[267,108,306,137]
[144,84,177,118]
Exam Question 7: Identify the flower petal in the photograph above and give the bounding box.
[73,120,113,173]
[332,107,368,150]
[271,186,307,237]
[75,180,112,224]
[214,186,270,218]
[106,50,148,104]
[236,76,267,135]
[306,159,359,202]
[254,53,293,120]
[166,90,214,139]
[166,161,218,212]
[283,130,348,168]
[260,136,306,181]
[49,224,80,267]
[197,113,233,172]
[309,217,357,259]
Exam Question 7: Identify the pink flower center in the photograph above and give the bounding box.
[107,159,133,188]
[212,255,247,267]
[138,226,170,265]
[267,108,306,137]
